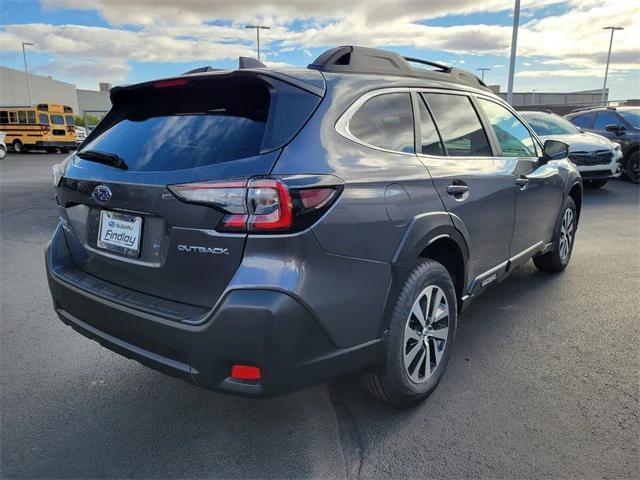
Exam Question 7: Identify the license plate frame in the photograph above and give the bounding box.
[97,210,143,258]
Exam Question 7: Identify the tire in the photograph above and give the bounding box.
[584,179,608,189]
[533,196,577,273]
[624,151,639,184]
[0,145,6,160]
[12,140,25,153]
[360,259,457,407]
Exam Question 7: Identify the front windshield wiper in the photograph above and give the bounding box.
[76,150,128,170]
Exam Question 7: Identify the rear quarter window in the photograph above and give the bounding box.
[348,93,415,153]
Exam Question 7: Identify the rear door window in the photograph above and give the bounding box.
[477,98,536,157]
[417,97,445,156]
[422,93,492,157]
[348,93,415,153]
[594,111,621,130]
[570,113,594,129]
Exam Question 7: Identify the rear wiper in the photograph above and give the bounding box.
[76,150,128,170]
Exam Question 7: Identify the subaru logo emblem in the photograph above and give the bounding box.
[91,185,112,204]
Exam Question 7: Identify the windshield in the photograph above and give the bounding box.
[521,113,580,136]
[619,110,640,128]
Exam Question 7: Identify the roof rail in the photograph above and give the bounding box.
[569,105,615,113]
[239,57,267,69]
[308,46,490,92]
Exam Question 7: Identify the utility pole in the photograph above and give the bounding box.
[22,42,34,105]
[601,26,623,105]
[506,0,520,105]
[477,68,491,81]
[531,89,537,105]
[245,25,271,61]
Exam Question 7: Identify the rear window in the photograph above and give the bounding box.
[81,75,320,172]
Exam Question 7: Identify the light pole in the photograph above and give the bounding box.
[22,42,34,105]
[506,0,520,105]
[531,89,537,105]
[601,26,623,105]
[245,25,271,61]
[477,68,491,81]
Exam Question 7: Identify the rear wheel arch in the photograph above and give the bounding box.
[389,215,469,321]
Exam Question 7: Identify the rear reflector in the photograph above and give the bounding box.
[231,365,261,380]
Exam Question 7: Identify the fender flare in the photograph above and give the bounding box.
[392,211,469,276]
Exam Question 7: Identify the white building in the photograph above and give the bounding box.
[0,66,111,115]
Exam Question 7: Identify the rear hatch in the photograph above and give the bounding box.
[55,70,323,311]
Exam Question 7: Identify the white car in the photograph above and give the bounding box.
[75,126,87,145]
[0,132,6,159]
[521,111,623,188]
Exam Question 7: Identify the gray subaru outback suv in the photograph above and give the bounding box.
[46,46,582,406]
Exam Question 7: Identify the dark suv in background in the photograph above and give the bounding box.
[46,46,581,406]
[565,107,640,183]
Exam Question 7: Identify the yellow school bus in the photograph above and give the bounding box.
[0,103,77,153]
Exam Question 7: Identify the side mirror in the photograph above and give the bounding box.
[542,139,569,161]
[605,124,625,134]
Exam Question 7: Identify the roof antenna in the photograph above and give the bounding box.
[239,57,267,69]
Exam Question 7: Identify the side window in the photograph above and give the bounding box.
[594,111,621,130]
[18,111,27,124]
[0,111,8,123]
[27,111,36,124]
[8,112,17,123]
[417,97,445,156]
[477,98,536,157]
[39,114,49,124]
[423,93,491,157]
[570,113,593,129]
[348,93,415,153]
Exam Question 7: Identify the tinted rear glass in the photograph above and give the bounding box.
[80,77,271,172]
[349,93,415,153]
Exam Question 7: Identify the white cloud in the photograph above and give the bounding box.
[0,0,636,89]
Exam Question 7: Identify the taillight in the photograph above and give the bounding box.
[169,177,340,233]
[153,79,188,88]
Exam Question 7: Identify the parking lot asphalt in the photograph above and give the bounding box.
[1,152,638,479]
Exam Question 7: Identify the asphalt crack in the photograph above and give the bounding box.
[328,383,365,480]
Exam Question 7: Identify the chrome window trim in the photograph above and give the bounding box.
[336,86,519,160]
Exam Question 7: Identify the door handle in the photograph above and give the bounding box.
[446,184,469,195]
[515,177,530,188]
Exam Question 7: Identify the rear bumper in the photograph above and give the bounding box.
[45,224,379,397]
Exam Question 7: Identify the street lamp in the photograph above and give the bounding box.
[22,42,34,105]
[601,26,623,105]
[506,0,521,105]
[245,25,271,61]
[476,68,491,81]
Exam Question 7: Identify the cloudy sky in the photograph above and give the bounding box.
[1,0,638,99]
